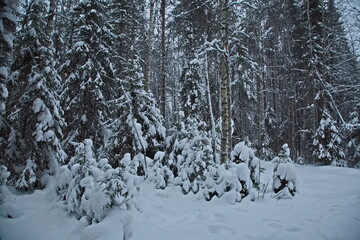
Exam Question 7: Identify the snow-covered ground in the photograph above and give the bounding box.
[1,163,360,240]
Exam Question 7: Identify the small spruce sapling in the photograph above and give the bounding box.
[57,139,139,223]
[0,165,12,202]
[272,144,298,199]
[147,151,174,189]
[15,159,38,191]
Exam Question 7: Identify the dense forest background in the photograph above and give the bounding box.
[0,0,359,197]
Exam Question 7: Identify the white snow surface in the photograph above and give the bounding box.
[1,163,360,240]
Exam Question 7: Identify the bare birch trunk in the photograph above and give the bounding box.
[220,0,231,164]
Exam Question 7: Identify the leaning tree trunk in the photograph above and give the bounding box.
[220,0,231,164]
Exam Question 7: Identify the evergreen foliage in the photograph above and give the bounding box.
[272,144,298,199]
[313,109,346,166]
[347,104,360,168]
[108,55,165,170]
[57,139,138,223]
[6,0,66,189]
[0,0,17,124]
[0,0,358,221]
[60,0,117,151]
[171,116,214,194]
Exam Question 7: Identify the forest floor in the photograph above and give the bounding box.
[1,162,360,240]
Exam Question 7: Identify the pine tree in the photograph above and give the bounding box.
[6,0,66,189]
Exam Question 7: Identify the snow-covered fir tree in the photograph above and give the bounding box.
[60,0,117,152]
[0,164,10,201]
[0,164,15,205]
[202,139,260,203]
[5,0,66,190]
[179,59,203,118]
[263,106,280,159]
[0,0,17,130]
[313,109,346,166]
[107,54,166,173]
[0,165,10,186]
[272,144,298,199]
[170,113,214,194]
[57,139,139,223]
[0,1,17,189]
[166,52,216,194]
[231,140,261,193]
[347,103,360,168]
[147,151,174,190]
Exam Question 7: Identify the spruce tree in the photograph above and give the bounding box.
[272,144,298,199]
[57,139,139,223]
[108,54,165,172]
[0,0,17,164]
[347,103,360,168]
[6,0,66,189]
[313,109,346,166]
[60,0,117,152]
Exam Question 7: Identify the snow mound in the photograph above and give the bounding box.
[80,210,133,240]
[0,202,23,219]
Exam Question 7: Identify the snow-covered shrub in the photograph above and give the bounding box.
[231,140,261,191]
[57,139,138,223]
[147,151,174,189]
[203,163,252,203]
[272,144,298,199]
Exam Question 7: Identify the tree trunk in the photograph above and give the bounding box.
[220,0,231,164]
[205,52,217,159]
[160,0,166,117]
[145,0,156,91]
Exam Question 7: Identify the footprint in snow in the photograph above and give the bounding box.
[262,218,281,223]
[234,208,249,213]
[267,222,283,228]
[286,227,302,232]
[214,212,225,220]
[208,225,236,235]
[155,192,170,198]
[306,217,320,223]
